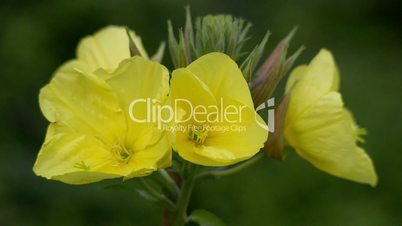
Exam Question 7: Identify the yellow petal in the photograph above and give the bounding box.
[33,124,122,185]
[186,52,254,108]
[53,59,90,75]
[286,49,339,125]
[343,108,367,143]
[285,92,377,186]
[98,56,170,149]
[100,57,169,110]
[169,53,268,166]
[39,64,125,145]
[173,134,223,166]
[169,68,217,124]
[284,65,308,94]
[35,122,171,184]
[124,134,172,180]
[169,70,268,166]
[77,26,148,72]
[169,68,221,165]
[203,100,268,165]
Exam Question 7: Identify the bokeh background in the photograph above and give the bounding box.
[1,0,401,225]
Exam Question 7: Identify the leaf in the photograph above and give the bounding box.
[188,209,226,226]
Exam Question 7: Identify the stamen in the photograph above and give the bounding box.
[74,160,91,171]
[111,142,133,164]
[189,125,208,145]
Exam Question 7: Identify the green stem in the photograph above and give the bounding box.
[173,165,196,226]
[167,153,264,225]
[158,169,180,196]
[138,178,176,210]
[197,152,264,180]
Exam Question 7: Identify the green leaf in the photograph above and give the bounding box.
[188,209,226,226]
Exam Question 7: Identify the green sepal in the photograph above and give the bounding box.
[137,178,176,211]
[125,27,142,57]
[151,41,166,63]
[168,20,179,68]
[241,31,270,82]
[250,27,303,106]
[178,29,191,67]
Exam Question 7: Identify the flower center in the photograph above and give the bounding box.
[111,142,133,164]
[189,125,208,145]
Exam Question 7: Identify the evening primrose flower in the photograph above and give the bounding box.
[284,49,377,186]
[168,52,268,166]
[34,56,171,184]
[61,25,148,73]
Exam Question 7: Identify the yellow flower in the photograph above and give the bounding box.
[168,52,268,166]
[284,49,377,186]
[34,55,171,184]
[61,25,148,73]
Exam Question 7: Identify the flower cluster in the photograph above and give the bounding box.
[33,26,268,184]
[34,13,377,188]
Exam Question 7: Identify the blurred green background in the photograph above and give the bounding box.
[0,0,401,225]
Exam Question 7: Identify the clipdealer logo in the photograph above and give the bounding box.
[128,97,275,132]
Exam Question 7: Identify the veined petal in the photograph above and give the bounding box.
[170,53,267,166]
[173,134,224,166]
[124,134,172,180]
[100,57,169,110]
[54,59,91,75]
[284,65,308,94]
[285,92,344,142]
[39,65,125,145]
[77,26,148,72]
[35,123,171,184]
[203,100,268,165]
[33,124,123,185]
[344,109,367,143]
[172,98,268,166]
[98,57,170,150]
[169,68,220,165]
[169,68,217,124]
[286,49,339,124]
[285,92,377,186]
[186,52,254,108]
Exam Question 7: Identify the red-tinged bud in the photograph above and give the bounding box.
[263,95,289,160]
[250,28,303,107]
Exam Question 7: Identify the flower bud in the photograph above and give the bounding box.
[263,95,289,160]
[250,28,303,107]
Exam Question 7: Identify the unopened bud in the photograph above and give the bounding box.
[264,95,289,160]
